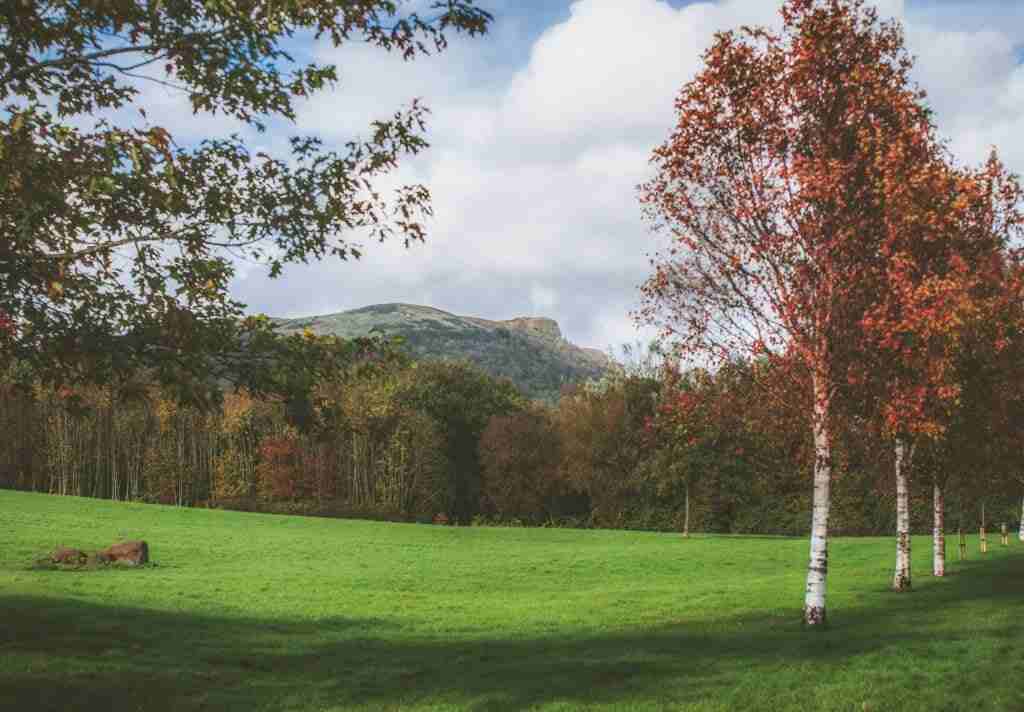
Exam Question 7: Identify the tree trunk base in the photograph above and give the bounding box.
[803,605,827,627]
[892,574,911,591]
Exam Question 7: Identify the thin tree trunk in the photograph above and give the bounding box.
[1019,496,1023,542]
[803,373,832,627]
[683,479,690,538]
[932,481,945,577]
[980,501,987,553]
[893,438,912,591]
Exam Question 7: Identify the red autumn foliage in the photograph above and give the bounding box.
[856,152,1024,441]
[636,0,1012,623]
[479,408,563,522]
[257,434,301,501]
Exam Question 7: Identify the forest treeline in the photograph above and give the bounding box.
[2,350,1017,536]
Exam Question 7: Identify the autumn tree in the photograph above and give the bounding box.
[961,274,1024,545]
[639,0,967,625]
[479,406,564,523]
[557,375,659,527]
[644,361,767,536]
[911,340,1006,577]
[642,368,702,537]
[0,1,490,404]
[850,151,1024,589]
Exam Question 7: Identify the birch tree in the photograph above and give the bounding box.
[861,151,1023,589]
[639,0,968,625]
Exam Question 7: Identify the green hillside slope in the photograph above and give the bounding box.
[271,303,612,400]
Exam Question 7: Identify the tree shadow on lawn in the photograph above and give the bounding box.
[1,553,1021,712]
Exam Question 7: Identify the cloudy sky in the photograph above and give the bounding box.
[151,0,1024,352]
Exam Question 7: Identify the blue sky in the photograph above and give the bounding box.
[151,0,1024,353]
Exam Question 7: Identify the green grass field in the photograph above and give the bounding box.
[1,489,1021,712]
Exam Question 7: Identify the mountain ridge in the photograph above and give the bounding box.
[271,303,613,400]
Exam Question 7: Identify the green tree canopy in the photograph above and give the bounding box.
[394,360,524,523]
[0,0,490,404]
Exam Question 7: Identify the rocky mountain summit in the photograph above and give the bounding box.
[272,303,612,400]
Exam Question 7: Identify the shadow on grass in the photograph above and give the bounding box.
[687,533,801,540]
[1,552,1022,712]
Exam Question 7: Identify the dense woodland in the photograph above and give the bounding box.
[2,350,1019,538]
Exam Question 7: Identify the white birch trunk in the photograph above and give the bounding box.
[893,439,912,591]
[683,479,690,538]
[980,501,987,554]
[1019,496,1023,542]
[932,481,945,577]
[803,372,832,626]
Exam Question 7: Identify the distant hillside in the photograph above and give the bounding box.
[271,303,613,400]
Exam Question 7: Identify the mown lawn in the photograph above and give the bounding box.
[0,489,1021,712]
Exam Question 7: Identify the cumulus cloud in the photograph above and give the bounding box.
[229,0,1024,353]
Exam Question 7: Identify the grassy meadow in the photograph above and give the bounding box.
[1,488,1022,712]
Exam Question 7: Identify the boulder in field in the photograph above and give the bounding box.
[51,547,87,565]
[97,540,149,566]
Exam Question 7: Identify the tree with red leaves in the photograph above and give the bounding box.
[957,271,1024,546]
[854,153,1024,590]
[479,406,564,524]
[639,0,979,625]
[644,366,716,538]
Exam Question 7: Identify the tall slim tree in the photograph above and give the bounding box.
[639,0,965,625]
[858,154,1024,587]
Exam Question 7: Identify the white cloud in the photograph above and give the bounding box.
[501,0,706,146]
[530,283,559,311]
